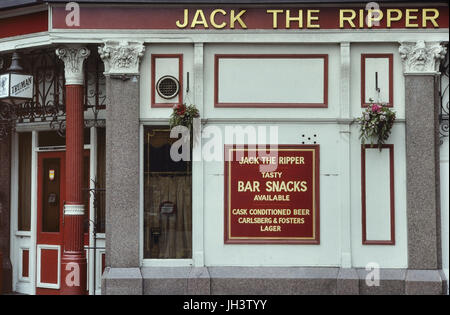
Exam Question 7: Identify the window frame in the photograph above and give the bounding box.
[140,123,201,267]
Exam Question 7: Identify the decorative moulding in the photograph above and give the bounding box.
[399,40,447,75]
[55,46,90,85]
[98,40,145,76]
[63,204,85,216]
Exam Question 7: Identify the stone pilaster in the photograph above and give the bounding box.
[99,41,145,294]
[399,41,446,286]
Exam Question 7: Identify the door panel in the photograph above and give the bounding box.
[36,245,60,289]
[36,151,90,295]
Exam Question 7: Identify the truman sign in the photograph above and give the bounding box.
[0,73,33,103]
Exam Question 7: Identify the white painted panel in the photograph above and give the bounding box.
[18,247,30,282]
[364,57,390,104]
[140,45,194,118]
[351,43,405,120]
[351,123,407,268]
[364,148,391,241]
[218,58,324,104]
[95,247,106,295]
[203,44,340,119]
[154,57,180,104]
[203,123,340,266]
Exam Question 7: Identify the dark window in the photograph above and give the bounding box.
[143,126,192,259]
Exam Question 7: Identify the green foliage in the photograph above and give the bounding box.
[169,103,200,130]
[356,101,396,150]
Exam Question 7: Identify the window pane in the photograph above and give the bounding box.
[42,158,61,232]
[38,129,91,147]
[95,127,106,233]
[83,155,90,233]
[18,132,32,231]
[143,127,192,259]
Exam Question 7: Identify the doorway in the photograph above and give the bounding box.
[35,150,90,295]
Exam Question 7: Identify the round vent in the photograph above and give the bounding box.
[156,75,180,99]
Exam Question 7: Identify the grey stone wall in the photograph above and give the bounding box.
[101,266,447,295]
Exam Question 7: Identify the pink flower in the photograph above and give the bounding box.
[371,104,382,113]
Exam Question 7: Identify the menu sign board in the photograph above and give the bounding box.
[224,145,320,244]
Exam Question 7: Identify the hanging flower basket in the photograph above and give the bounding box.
[356,101,396,150]
[169,103,200,130]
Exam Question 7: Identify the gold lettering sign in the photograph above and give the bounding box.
[175,8,442,29]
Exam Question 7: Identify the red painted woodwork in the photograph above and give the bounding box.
[65,86,85,206]
[60,84,87,295]
[214,54,328,108]
[361,144,396,245]
[51,6,449,30]
[36,151,64,295]
[22,249,29,278]
[361,54,394,107]
[40,249,59,284]
[151,54,183,108]
[0,11,48,39]
[224,144,320,244]
[36,150,90,295]
[101,253,106,274]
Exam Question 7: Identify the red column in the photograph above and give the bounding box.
[61,85,86,295]
[56,46,90,295]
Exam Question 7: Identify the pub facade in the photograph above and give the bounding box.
[0,0,448,295]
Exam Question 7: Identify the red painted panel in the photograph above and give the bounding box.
[51,6,449,30]
[224,145,320,244]
[22,249,29,278]
[0,11,48,39]
[40,248,59,285]
[101,253,106,274]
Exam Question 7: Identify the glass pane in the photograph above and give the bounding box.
[18,132,32,231]
[42,158,61,232]
[143,127,192,259]
[83,155,90,234]
[38,129,91,147]
[96,127,106,233]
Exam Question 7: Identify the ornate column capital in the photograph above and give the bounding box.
[399,41,447,75]
[98,40,145,77]
[56,46,90,85]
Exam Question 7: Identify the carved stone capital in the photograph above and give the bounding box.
[98,40,145,76]
[56,46,90,85]
[399,41,447,75]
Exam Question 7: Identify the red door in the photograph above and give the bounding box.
[36,151,90,295]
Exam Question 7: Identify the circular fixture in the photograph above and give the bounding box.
[156,75,180,99]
